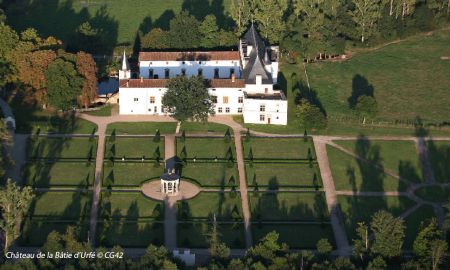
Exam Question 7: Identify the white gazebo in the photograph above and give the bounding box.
[160,158,180,195]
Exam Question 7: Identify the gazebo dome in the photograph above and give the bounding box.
[161,171,180,181]
[160,157,180,195]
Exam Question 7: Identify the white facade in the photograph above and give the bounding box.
[118,26,287,125]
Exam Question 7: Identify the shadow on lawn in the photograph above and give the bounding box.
[348,74,375,108]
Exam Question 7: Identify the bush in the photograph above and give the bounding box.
[355,95,378,120]
[296,100,327,129]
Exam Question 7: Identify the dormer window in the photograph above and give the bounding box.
[214,68,219,78]
[182,61,185,65]
[198,68,203,76]
[181,68,186,76]
[199,61,202,65]
[165,69,170,79]
[149,69,154,78]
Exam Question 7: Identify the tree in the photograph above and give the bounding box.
[224,128,231,143]
[230,0,253,35]
[353,221,370,261]
[169,11,201,49]
[370,210,405,258]
[413,218,447,269]
[199,15,219,48]
[254,0,289,43]
[366,256,387,270]
[349,0,383,43]
[141,28,170,50]
[162,76,214,122]
[76,52,97,108]
[247,231,285,265]
[207,215,231,262]
[154,129,161,142]
[0,179,34,253]
[45,58,83,110]
[355,95,378,121]
[430,239,448,270]
[296,100,327,129]
[316,238,333,257]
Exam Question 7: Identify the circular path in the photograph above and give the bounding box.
[141,180,200,201]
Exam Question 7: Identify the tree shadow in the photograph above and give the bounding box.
[181,0,233,29]
[426,140,450,183]
[354,135,385,192]
[347,74,374,108]
[294,81,327,115]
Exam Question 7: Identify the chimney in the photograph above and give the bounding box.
[256,75,262,85]
[126,81,129,87]
[231,73,235,83]
[140,76,144,83]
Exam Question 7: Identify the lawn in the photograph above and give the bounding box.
[104,137,165,159]
[252,224,335,249]
[243,137,316,160]
[337,195,416,239]
[333,140,422,183]
[27,191,92,220]
[177,192,242,220]
[100,192,164,219]
[249,192,329,221]
[414,185,450,203]
[403,204,437,249]
[180,122,231,134]
[246,163,321,189]
[6,0,233,45]
[240,29,450,136]
[96,221,164,247]
[177,222,245,248]
[103,163,163,187]
[84,105,112,116]
[20,220,89,246]
[180,162,238,187]
[27,137,97,160]
[24,162,95,188]
[427,140,450,183]
[327,145,409,192]
[106,122,177,135]
[176,137,236,159]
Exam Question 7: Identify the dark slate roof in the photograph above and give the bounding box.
[97,78,119,95]
[242,24,272,84]
[161,157,179,181]
[161,172,179,181]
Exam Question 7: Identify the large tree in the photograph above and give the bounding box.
[45,58,83,111]
[370,210,405,258]
[169,11,201,49]
[349,0,384,43]
[413,218,448,269]
[76,52,98,108]
[230,0,253,35]
[254,0,288,43]
[0,179,34,254]
[141,28,170,50]
[199,15,220,48]
[162,76,214,122]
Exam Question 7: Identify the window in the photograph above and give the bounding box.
[134,98,139,102]
[260,115,265,121]
[230,68,235,77]
[223,96,229,104]
[218,107,223,113]
[150,96,155,103]
[198,61,202,64]
[154,106,158,113]
[225,107,230,113]
[181,68,186,76]
[265,88,268,94]
[182,61,185,65]
[238,97,243,103]
[165,69,170,79]
[260,105,265,112]
[198,68,203,76]
[149,69,154,78]
[214,68,219,78]
[148,108,151,112]
[238,108,243,113]
[211,96,217,103]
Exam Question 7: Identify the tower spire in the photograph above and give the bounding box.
[121,49,130,71]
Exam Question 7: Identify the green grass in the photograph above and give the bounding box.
[27,137,97,159]
[337,195,416,239]
[333,140,422,183]
[249,192,329,221]
[246,163,321,189]
[24,162,95,188]
[100,192,163,219]
[84,105,112,116]
[103,163,163,187]
[177,192,242,220]
[404,205,437,250]
[240,29,450,136]
[180,122,231,134]
[96,221,163,247]
[106,122,177,135]
[327,145,409,192]
[252,224,335,249]
[414,185,450,203]
[177,222,245,248]
[27,191,92,220]
[176,137,236,159]
[6,0,232,45]
[180,162,238,187]
[20,220,89,246]
[427,140,450,183]
[105,137,165,159]
[243,137,316,160]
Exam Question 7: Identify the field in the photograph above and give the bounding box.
[6,0,233,45]
[176,137,236,159]
[242,29,450,136]
[103,162,163,187]
[180,122,231,134]
[24,162,95,187]
[27,136,97,159]
[180,162,238,187]
[178,222,245,248]
[177,192,242,220]
[242,137,316,160]
[426,140,450,183]
[104,136,165,159]
[106,122,177,135]
[327,145,409,192]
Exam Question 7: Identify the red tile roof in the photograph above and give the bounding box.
[119,79,245,89]
[139,51,240,62]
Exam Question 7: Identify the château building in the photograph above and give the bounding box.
[118,25,287,125]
